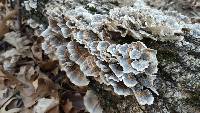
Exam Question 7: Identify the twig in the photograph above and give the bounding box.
[15,0,21,32]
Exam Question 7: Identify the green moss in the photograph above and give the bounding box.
[188,51,200,59]
[183,91,200,108]
[157,49,180,63]
[79,0,88,5]
[157,65,177,85]
[86,6,97,14]
[109,32,139,44]
[88,78,122,113]
[89,80,116,105]
[109,1,119,6]
[88,78,143,113]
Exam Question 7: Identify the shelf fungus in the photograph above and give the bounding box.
[40,1,159,106]
[39,0,200,106]
[41,24,158,105]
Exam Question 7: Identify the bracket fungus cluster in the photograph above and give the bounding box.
[40,0,200,106]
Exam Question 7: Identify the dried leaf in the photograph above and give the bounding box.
[0,0,6,4]
[32,79,38,91]
[38,60,58,71]
[33,98,59,113]
[0,70,7,89]
[36,76,57,97]
[0,9,18,38]
[62,99,73,113]
[26,66,37,81]
[0,88,13,107]
[61,91,85,113]
[0,48,20,58]
[16,66,35,96]
[4,10,18,21]
[0,97,22,113]
[0,21,9,38]
[31,38,43,61]
[47,105,59,113]
[3,32,27,50]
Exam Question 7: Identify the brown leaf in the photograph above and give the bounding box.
[0,68,36,109]
[62,99,73,113]
[5,96,23,112]
[16,66,35,96]
[35,76,56,97]
[0,97,22,113]
[31,38,43,61]
[26,66,38,81]
[0,0,5,4]
[0,10,18,38]
[47,105,60,113]
[20,67,59,109]
[20,67,58,108]
[12,66,37,108]
[38,60,59,71]
[32,79,38,92]
[61,91,85,112]
[4,10,18,21]
[0,21,9,38]
[3,32,32,55]
[33,98,59,113]
[20,108,33,113]
[0,70,7,89]
[0,88,14,107]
